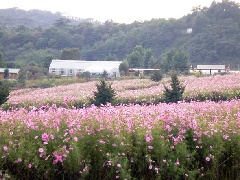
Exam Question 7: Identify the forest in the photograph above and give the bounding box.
[0,0,240,71]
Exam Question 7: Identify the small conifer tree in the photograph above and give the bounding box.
[0,80,10,106]
[163,72,185,103]
[91,79,116,106]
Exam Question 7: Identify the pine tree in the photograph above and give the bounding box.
[91,80,116,106]
[163,73,185,103]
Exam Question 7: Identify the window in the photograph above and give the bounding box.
[51,68,56,74]
[61,69,65,75]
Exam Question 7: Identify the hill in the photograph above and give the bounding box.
[0,1,240,70]
[0,7,81,29]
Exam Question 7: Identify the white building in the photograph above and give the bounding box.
[196,65,226,75]
[187,28,193,34]
[49,60,122,77]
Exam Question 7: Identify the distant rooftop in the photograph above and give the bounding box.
[197,65,226,70]
[0,68,20,73]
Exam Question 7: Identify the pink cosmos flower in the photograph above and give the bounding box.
[69,129,74,135]
[39,148,44,153]
[117,164,121,168]
[175,161,180,166]
[53,152,63,164]
[28,164,32,168]
[3,146,8,151]
[83,165,88,172]
[206,157,211,161]
[50,134,55,140]
[223,134,229,140]
[148,146,153,150]
[146,137,151,142]
[99,140,105,144]
[42,133,49,142]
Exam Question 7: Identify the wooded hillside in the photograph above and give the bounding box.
[0,0,240,70]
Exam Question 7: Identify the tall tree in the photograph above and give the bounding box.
[161,49,189,73]
[127,45,155,68]
[119,61,129,76]
[43,55,54,69]
[127,45,145,68]
[4,68,9,79]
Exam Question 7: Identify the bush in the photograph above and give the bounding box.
[150,70,163,82]
[0,80,10,105]
[90,79,116,106]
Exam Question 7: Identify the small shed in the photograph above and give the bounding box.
[0,68,20,79]
[196,65,226,75]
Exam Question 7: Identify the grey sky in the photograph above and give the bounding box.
[1,0,239,23]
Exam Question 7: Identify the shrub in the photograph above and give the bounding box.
[0,80,10,105]
[150,70,163,82]
[90,79,116,106]
[164,72,185,103]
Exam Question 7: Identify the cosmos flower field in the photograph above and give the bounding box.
[6,73,240,109]
[1,74,240,179]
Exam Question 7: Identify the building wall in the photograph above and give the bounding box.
[49,68,120,77]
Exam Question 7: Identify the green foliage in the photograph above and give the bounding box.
[1,1,240,73]
[101,70,108,80]
[17,72,26,87]
[150,70,163,82]
[60,48,81,60]
[90,80,116,106]
[54,18,71,27]
[43,55,54,69]
[0,80,10,105]
[104,53,116,61]
[164,73,185,103]
[3,68,9,79]
[127,45,155,68]
[1,108,240,179]
[119,62,129,76]
[161,49,189,73]
[77,71,91,80]
[0,51,5,68]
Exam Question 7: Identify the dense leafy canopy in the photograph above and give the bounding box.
[161,49,189,73]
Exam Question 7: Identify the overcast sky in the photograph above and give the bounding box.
[1,0,240,23]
